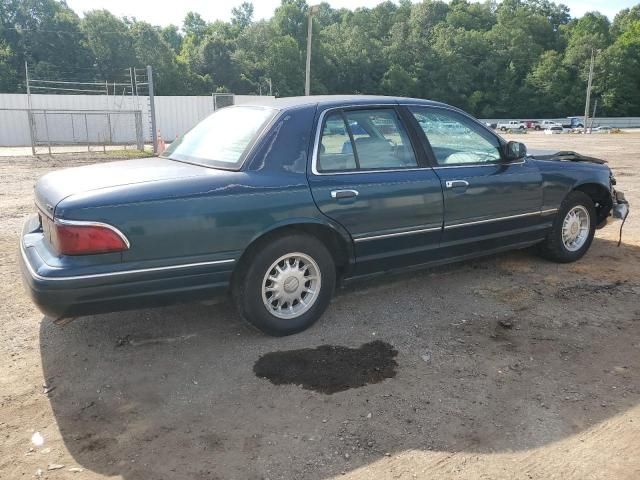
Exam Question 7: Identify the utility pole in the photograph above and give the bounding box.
[590,98,598,131]
[583,49,595,134]
[305,5,320,96]
[268,77,272,96]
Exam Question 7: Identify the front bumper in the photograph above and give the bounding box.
[599,189,629,229]
[612,190,629,220]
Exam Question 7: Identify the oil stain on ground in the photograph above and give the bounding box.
[253,340,398,394]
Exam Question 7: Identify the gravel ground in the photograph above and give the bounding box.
[1,133,639,480]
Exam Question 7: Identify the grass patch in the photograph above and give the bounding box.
[101,148,155,159]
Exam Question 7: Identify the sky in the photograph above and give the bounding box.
[64,0,638,27]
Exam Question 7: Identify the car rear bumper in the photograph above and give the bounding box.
[19,219,235,320]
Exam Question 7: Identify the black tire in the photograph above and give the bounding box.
[535,126,541,131]
[500,127,507,132]
[537,191,596,263]
[233,233,336,336]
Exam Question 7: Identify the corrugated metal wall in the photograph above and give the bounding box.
[1,94,637,147]
[0,94,275,146]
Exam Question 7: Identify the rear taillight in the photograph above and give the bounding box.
[51,221,129,255]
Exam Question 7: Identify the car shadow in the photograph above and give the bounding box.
[40,237,640,479]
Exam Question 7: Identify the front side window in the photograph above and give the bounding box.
[410,107,501,166]
[317,108,418,172]
[163,106,276,169]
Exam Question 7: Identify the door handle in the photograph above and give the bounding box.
[445,180,469,189]
[331,189,359,199]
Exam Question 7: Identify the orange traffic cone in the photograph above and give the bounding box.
[157,129,166,154]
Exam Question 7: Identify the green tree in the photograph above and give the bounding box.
[598,19,640,115]
[160,25,183,54]
[130,21,185,94]
[231,2,254,30]
[81,10,136,79]
[0,0,638,116]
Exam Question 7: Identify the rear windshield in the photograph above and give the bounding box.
[162,106,276,169]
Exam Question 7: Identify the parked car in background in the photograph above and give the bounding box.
[593,126,613,133]
[20,95,629,336]
[485,122,497,129]
[544,125,565,134]
[497,120,526,131]
[540,120,562,129]
[524,120,541,130]
[563,117,585,129]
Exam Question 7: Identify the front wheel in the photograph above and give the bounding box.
[537,191,596,263]
[233,234,336,336]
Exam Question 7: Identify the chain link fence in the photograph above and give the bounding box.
[28,109,144,154]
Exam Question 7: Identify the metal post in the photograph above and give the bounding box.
[85,113,90,152]
[135,111,143,151]
[268,77,272,96]
[43,110,51,155]
[305,12,313,96]
[147,65,158,154]
[129,67,135,110]
[134,68,140,111]
[25,61,36,155]
[583,49,595,134]
[107,113,112,145]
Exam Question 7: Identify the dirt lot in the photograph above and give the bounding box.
[1,132,639,480]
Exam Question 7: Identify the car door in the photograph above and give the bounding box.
[407,105,549,258]
[307,105,443,276]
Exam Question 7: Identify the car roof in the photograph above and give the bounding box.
[235,95,450,111]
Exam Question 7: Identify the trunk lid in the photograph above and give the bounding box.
[35,158,210,217]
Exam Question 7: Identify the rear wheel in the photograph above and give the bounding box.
[537,191,596,263]
[233,233,335,336]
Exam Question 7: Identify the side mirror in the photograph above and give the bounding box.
[504,141,527,160]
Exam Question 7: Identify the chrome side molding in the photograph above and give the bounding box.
[20,243,235,282]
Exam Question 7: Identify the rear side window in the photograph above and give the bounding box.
[317,108,418,172]
[162,106,276,169]
[317,113,357,172]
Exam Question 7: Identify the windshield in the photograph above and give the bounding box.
[162,106,276,169]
